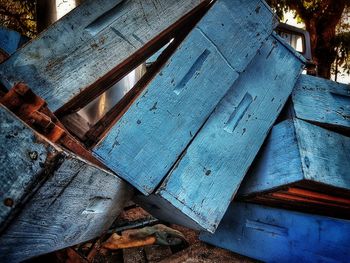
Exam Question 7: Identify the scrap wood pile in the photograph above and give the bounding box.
[0,0,349,262]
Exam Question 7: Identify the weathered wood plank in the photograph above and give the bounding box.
[136,34,304,232]
[0,105,133,262]
[0,105,58,231]
[93,0,278,195]
[292,74,350,132]
[200,202,350,263]
[0,0,209,113]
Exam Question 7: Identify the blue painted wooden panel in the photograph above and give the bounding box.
[200,202,350,263]
[0,0,206,112]
[0,105,132,262]
[0,27,28,55]
[296,118,350,188]
[238,120,304,195]
[292,74,350,131]
[239,118,350,196]
[135,34,304,232]
[93,0,277,195]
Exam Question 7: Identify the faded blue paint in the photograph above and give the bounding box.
[238,120,304,195]
[239,118,350,196]
[292,74,350,131]
[136,34,304,232]
[0,27,28,55]
[93,0,278,195]
[200,202,350,263]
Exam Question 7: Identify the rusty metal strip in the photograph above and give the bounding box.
[285,187,350,206]
[0,83,105,167]
[269,193,349,209]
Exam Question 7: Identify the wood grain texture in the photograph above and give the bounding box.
[200,202,350,263]
[239,118,350,196]
[292,74,350,131]
[295,118,350,189]
[238,120,304,195]
[0,106,133,262]
[93,0,278,195]
[0,105,59,231]
[0,0,207,113]
[136,34,304,232]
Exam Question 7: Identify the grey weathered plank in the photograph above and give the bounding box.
[292,74,350,132]
[0,0,208,113]
[0,105,58,231]
[0,105,133,262]
[93,0,278,195]
[136,34,304,232]
[239,118,350,197]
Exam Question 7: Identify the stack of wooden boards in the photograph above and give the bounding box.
[0,0,348,262]
[0,0,212,261]
[200,75,350,261]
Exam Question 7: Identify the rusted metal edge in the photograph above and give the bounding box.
[0,83,106,168]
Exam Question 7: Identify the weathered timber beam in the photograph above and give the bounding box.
[0,105,133,262]
[0,0,211,115]
[93,0,278,195]
[135,34,304,232]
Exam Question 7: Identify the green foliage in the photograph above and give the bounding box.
[333,31,350,76]
[333,7,350,76]
[0,0,36,38]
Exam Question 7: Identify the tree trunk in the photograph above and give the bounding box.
[36,0,57,33]
[281,0,347,79]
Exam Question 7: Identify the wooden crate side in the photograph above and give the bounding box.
[0,153,133,262]
[0,0,206,112]
[292,74,350,131]
[0,105,59,230]
[93,0,277,195]
[200,202,350,262]
[240,118,350,197]
[295,118,350,190]
[238,119,304,196]
[0,106,133,262]
[139,34,303,232]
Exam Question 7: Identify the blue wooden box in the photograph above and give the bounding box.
[93,0,279,196]
[239,118,350,218]
[291,74,350,133]
[0,105,132,262]
[133,32,304,232]
[200,202,350,263]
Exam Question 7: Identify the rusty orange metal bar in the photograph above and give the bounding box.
[285,187,350,206]
[267,190,350,209]
[0,83,106,167]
